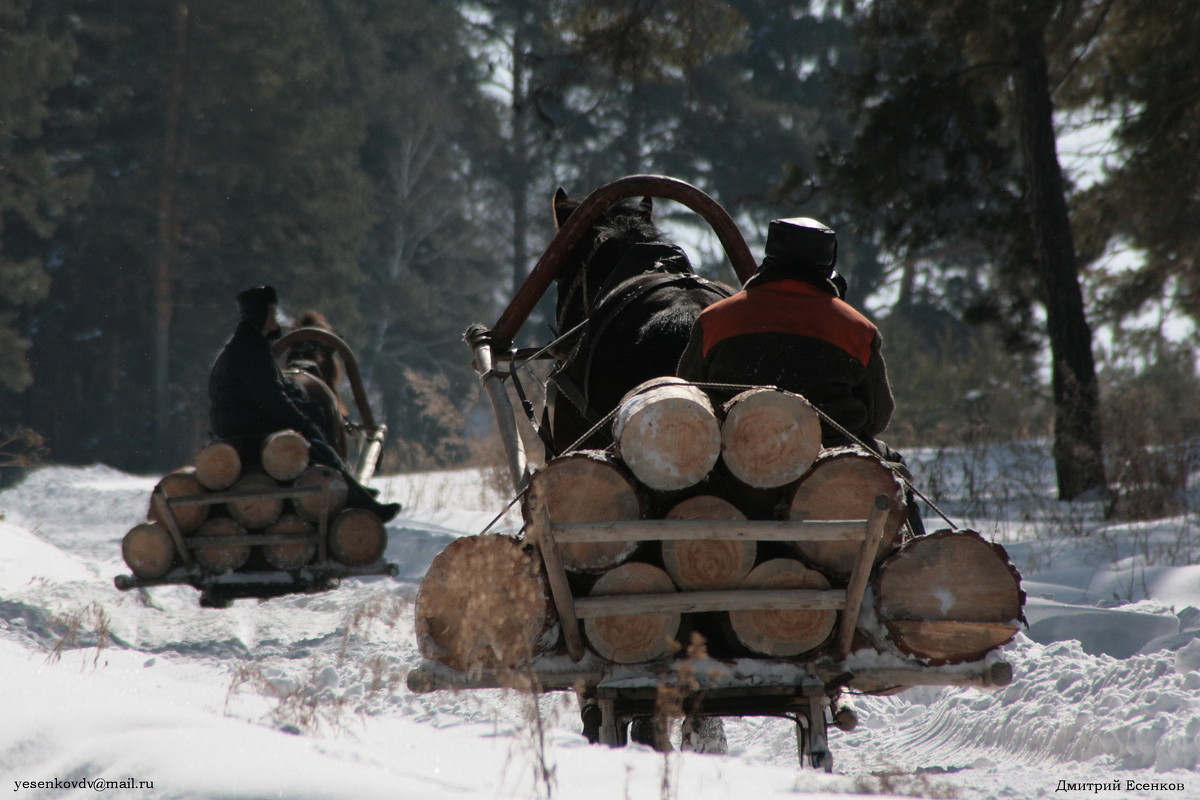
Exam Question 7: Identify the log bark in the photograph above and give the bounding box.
[192,516,250,573]
[786,447,907,580]
[416,534,553,673]
[613,378,720,491]
[583,562,682,664]
[720,389,821,489]
[148,468,208,534]
[726,559,837,657]
[329,507,387,566]
[527,451,643,573]
[193,442,241,491]
[874,528,1023,664]
[661,495,756,591]
[261,429,310,482]
[226,473,284,529]
[262,513,318,570]
[293,465,348,522]
[121,522,176,579]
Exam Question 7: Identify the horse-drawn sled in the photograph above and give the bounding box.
[406,175,1024,770]
[114,327,396,608]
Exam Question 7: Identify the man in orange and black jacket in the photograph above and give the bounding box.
[676,217,894,449]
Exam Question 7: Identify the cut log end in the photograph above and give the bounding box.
[148,469,209,534]
[529,451,643,573]
[787,449,907,580]
[874,529,1023,664]
[583,562,681,664]
[262,429,311,482]
[193,442,242,490]
[227,473,284,530]
[662,496,755,590]
[121,523,176,580]
[613,380,720,491]
[726,559,836,657]
[415,534,552,673]
[329,507,387,566]
[293,465,349,522]
[192,516,251,574]
[720,389,821,489]
[262,513,318,570]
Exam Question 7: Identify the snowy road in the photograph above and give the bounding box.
[1,463,1198,799]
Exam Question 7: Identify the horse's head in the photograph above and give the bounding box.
[551,188,664,332]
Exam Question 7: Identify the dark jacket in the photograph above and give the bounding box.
[677,277,894,445]
[208,321,327,453]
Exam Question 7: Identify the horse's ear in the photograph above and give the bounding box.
[639,196,653,218]
[553,188,573,230]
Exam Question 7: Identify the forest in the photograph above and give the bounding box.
[1,0,1197,513]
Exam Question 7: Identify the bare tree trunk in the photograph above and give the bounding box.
[510,23,530,301]
[1012,24,1107,501]
[153,2,190,459]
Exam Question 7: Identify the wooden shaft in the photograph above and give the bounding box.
[573,588,847,618]
[468,334,529,492]
[551,518,868,544]
[525,483,585,660]
[834,494,892,660]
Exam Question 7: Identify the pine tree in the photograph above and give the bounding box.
[0,1,85,395]
[827,0,1109,501]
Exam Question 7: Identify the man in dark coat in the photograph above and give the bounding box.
[677,217,894,448]
[209,285,399,522]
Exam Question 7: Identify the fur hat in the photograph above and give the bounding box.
[236,285,278,324]
[744,219,843,296]
[762,218,837,269]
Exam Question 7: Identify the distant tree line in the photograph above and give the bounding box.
[1,0,1196,504]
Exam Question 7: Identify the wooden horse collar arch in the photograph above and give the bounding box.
[273,327,376,430]
[490,174,756,350]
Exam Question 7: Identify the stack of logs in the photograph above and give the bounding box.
[417,378,1023,674]
[120,430,389,581]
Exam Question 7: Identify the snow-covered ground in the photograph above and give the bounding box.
[1,445,1198,799]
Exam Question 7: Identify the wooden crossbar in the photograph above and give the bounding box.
[551,519,867,544]
[572,588,847,617]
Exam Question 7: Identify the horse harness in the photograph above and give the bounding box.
[547,244,733,437]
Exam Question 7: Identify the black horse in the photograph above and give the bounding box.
[280,310,350,459]
[545,189,735,453]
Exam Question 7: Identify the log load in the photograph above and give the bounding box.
[148,468,209,534]
[583,562,682,664]
[193,442,241,491]
[191,516,251,573]
[527,451,643,573]
[661,495,756,591]
[292,465,349,523]
[415,534,553,673]
[873,529,1023,664]
[226,473,284,529]
[261,429,310,482]
[261,513,318,570]
[121,522,176,580]
[328,507,387,566]
[613,378,721,491]
[786,448,908,580]
[726,559,837,657]
[720,389,821,489]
